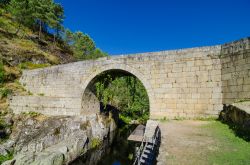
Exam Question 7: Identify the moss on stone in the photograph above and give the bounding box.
[90,138,102,149]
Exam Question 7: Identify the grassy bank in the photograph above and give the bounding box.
[204,121,250,165]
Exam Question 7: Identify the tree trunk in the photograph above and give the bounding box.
[39,20,42,40]
[53,33,56,48]
[15,23,21,35]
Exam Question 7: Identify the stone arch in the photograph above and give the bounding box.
[80,63,153,115]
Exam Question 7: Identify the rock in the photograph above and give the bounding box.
[25,119,35,126]
[4,114,14,127]
[14,154,35,165]
[3,140,15,150]
[31,152,64,165]
[2,159,16,165]
[4,113,116,164]
[5,128,12,135]
[0,145,8,156]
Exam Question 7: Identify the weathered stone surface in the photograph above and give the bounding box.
[8,37,250,119]
[221,38,250,104]
[0,145,9,156]
[1,113,116,164]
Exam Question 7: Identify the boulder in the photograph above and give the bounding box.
[1,113,116,164]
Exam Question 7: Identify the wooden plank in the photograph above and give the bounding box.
[128,125,145,142]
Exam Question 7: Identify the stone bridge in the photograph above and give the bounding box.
[10,37,250,119]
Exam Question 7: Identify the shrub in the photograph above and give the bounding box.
[0,62,5,84]
[21,111,41,117]
[90,138,102,149]
[0,88,12,98]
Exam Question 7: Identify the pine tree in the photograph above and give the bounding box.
[64,29,74,44]
[72,32,96,59]
[8,0,33,34]
[31,0,56,39]
[53,3,64,39]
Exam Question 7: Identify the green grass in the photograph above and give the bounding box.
[18,62,50,70]
[0,151,13,164]
[21,111,41,117]
[205,121,250,165]
[0,87,12,98]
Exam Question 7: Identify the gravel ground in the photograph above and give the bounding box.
[156,120,215,165]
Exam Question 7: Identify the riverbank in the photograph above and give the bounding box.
[70,124,138,165]
[0,113,117,165]
[157,120,250,165]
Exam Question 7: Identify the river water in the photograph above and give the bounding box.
[70,125,140,165]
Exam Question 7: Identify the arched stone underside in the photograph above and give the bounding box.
[9,37,250,119]
[81,67,152,115]
[80,64,154,115]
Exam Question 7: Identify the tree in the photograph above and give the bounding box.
[89,48,108,60]
[31,0,57,39]
[53,3,64,38]
[64,29,74,44]
[95,74,149,123]
[0,0,10,8]
[73,32,95,58]
[8,0,33,34]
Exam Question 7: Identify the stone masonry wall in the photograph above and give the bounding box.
[221,38,250,104]
[10,44,224,119]
[10,96,81,116]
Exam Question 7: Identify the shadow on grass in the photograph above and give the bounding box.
[219,120,250,142]
[219,104,250,142]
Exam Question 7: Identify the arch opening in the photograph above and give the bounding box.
[81,69,150,123]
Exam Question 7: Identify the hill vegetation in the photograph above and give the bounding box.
[0,0,107,113]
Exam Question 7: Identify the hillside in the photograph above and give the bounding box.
[0,0,108,114]
[0,15,77,113]
[0,15,76,65]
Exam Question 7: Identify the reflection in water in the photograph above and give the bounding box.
[70,125,139,165]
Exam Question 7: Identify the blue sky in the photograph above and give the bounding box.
[56,0,250,55]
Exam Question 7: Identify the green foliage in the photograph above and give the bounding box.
[234,98,250,103]
[7,0,63,38]
[64,30,107,60]
[119,114,131,124]
[128,153,133,160]
[173,116,185,121]
[0,62,5,84]
[18,62,50,70]
[159,116,169,123]
[52,3,64,37]
[27,91,33,95]
[2,0,107,61]
[21,111,41,117]
[205,121,250,165]
[90,138,102,149]
[0,151,13,164]
[194,116,217,121]
[8,0,34,32]
[0,0,10,8]
[0,87,12,98]
[95,74,149,123]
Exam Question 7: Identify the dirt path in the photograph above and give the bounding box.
[157,120,216,165]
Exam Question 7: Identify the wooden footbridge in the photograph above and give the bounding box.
[128,120,161,165]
